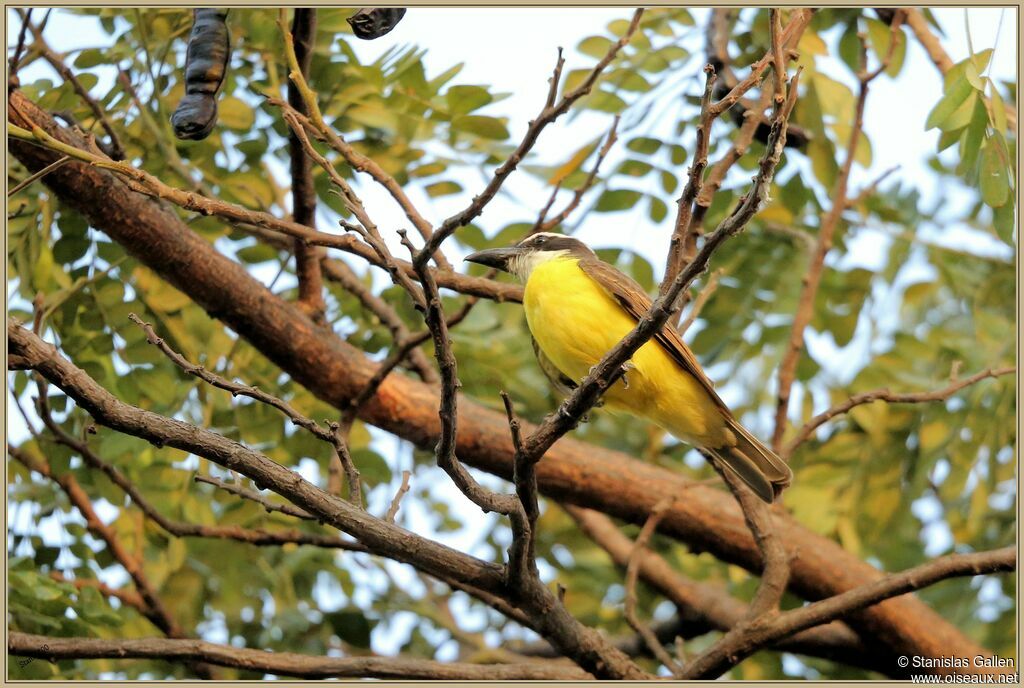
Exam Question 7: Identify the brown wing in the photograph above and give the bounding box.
[577,258,730,414]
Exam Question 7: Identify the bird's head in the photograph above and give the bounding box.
[464,233,595,281]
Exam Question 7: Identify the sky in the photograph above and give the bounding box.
[6,5,1019,672]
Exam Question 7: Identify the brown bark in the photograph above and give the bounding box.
[8,632,591,679]
[7,89,1003,677]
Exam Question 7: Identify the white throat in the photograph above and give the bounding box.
[509,249,570,281]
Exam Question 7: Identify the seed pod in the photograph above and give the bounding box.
[171,9,231,140]
[347,8,406,40]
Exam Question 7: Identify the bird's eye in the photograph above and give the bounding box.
[535,235,547,245]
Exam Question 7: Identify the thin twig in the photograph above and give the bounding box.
[384,470,412,523]
[128,313,363,506]
[194,475,316,520]
[623,496,683,676]
[677,268,723,335]
[7,154,71,197]
[17,10,125,159]
[415,10,645,266]
[532,115,620,234]
[785,366,1015,457]
[771,25,901,451]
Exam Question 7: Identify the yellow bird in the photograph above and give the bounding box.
[466,233,792,502]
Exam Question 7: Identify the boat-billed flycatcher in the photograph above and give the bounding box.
[465,233,792,503]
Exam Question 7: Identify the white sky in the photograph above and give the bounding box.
[6,6,1019,671]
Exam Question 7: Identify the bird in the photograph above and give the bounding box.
[465,232,792,503]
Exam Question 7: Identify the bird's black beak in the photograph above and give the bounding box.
[463,247,522,272]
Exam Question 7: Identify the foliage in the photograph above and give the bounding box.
[7,7,1016,680]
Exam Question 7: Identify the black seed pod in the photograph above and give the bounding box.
[171,9,231,141]
[347,8,407,40]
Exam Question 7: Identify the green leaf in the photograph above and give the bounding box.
[626,136,661,154]
[979,137,1010,207]
[444,85,492,116]
[451,115,509,140]
[578,35,614,59]
[925,75,974,131]
[549,139,599,185]
[595,189,641,212]
[424,180,462,197]
[218,97,255,131]
[992,200,1015,244]
[956,98,989,179]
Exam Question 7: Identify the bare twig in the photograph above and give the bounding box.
[532,115,620,234]
[49,571,146,611]
[384,470,412,522]
[785,366,1015,457]
[677,268,723,335]
[771,33,891,451]
[17,10,125,159]
[415,10,645,264]
[623,497,684,676]
[7,154,70,197]
[194,475,316,520]
[128,313,363,506]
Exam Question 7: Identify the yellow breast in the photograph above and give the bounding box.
[522,256,727,446]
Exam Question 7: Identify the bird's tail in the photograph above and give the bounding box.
[705,418,793,503]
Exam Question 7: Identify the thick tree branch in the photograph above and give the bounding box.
[7,632,591,680]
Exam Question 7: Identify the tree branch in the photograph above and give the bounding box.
[416,9,645,263]
[623,497,684,676]
[8,320,508,595]
[681,546,1016,679]
[286,8,326,323]
[129,312,363,506]
[17,9,125,159]
[785,365,1015,457]
[771,32,889,451]
[8,632,591,680]
[8,87,1003,676]
[564,505,879,671]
